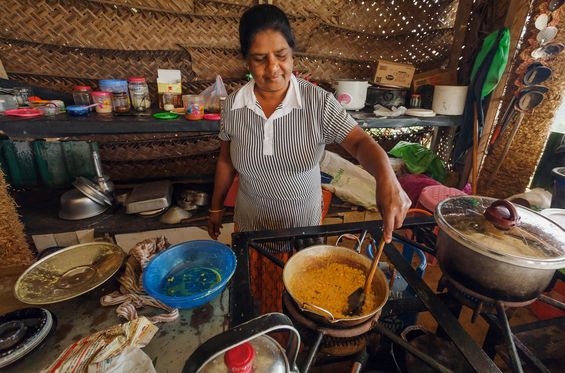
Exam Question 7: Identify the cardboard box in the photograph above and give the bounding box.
[412,68,458,92]
[372,60,415,88]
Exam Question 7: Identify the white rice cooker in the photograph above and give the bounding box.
[335,80,371,111]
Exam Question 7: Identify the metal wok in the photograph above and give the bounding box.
[283,245,389,327]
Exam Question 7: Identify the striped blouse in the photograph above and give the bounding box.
[219,75,357,233]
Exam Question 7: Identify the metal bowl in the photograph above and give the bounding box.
[59,189,109,220]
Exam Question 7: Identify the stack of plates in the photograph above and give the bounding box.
[405,108,436,117]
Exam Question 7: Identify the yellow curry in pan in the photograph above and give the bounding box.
[290,262,378,318]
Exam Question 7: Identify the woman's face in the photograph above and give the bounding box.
[247,29,293,95]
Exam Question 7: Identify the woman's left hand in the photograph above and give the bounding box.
[375,177,411,243]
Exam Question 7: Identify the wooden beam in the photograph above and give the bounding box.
[476,0,532,173]
[448,0,475,70]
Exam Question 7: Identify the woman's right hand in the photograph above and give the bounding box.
[207,209,224,240]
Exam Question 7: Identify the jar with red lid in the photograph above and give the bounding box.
[91,91,113,114]
[73,86,93,106]
[128,77,151,112]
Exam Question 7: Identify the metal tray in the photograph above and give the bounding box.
[125,180,173,214]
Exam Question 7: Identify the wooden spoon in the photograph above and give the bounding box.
[345,237,386,316]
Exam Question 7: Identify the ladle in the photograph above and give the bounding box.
[487,90,545,187]
[537,26,558,45]
[549,0,565,11]
[489,83,550,152]
[346,236,386,316]
[532,42,565,59]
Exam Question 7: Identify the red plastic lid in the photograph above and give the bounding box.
[4,108,43,118]
[203,113,221,121]
[128,77,146,83]
[74,85,92,91]
[91,91,112,97]
[224,342,255,372]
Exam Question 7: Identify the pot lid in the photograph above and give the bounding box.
[200,335,288,373]
[435,196,565,268]
[14,242,124,304]
[73,176,113,206]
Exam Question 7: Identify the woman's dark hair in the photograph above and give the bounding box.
[239,4,296,58]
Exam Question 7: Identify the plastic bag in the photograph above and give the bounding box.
[389,141,447,182]
[320,151,377,211]
[200,75,227,113]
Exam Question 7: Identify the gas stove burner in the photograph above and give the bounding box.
[0,308,56,368]
[282,292,373,357]
[439,274,536,322]
[282,292,378,338]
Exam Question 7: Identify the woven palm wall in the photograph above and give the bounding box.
[478,1,565,197]
[1,0,462,182]
[1,0,459,93]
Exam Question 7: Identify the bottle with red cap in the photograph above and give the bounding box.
[225,342,255,373]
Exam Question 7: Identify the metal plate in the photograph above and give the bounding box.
[73,176,113,206]
[14,242,124,305]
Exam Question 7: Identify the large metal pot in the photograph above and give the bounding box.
[282,245,389,327]
[435,196,565,301]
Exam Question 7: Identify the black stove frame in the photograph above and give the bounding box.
[228,217,558,373]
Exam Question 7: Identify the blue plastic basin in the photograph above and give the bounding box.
[66,105,90,116]
[142,240,237,309]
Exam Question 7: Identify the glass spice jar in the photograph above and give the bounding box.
[91,91,113,114]
[128,77,151,112]
[162,92,181,111]
[14,87,32,106]
[72,86,93,106]
[112,91,130,113]
[410,93,422,109]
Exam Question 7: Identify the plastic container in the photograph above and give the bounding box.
[432,85,468,115]
[49,100,66,113]
[0,95,18,112]
[142,240,236,309]
[183,95,205,120]
[72,86,93,106]
[66,105,91,116]
[91,91,113,114]
[111,91,130,113]
[128,77,151,112]
[416,185,467,212]
[99,79,128,94]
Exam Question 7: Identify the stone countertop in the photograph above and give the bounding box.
[1,273,230,373]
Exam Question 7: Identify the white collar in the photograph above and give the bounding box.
[231,74,302,116]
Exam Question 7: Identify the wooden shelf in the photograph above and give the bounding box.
[0,109,461,139]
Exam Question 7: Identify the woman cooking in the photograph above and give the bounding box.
[208,4,411,313]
